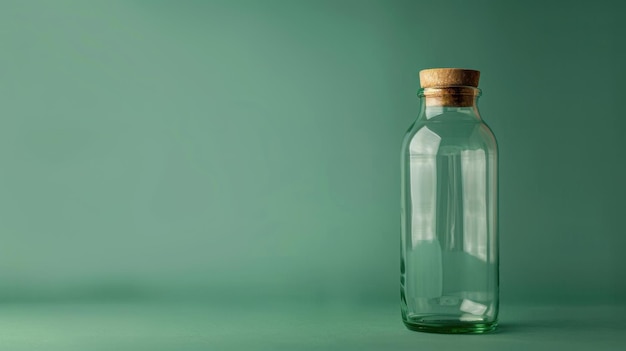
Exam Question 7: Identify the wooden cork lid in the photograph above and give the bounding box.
[419,68,480,88]
[419,68,481,106]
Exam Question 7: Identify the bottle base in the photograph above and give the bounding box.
[403,316,497,334]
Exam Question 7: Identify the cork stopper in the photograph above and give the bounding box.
[419,68,480,88]
[419,68,481,107]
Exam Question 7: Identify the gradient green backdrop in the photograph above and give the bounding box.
[1,0,624,307]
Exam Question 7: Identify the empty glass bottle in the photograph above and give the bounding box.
[400,68,498,333]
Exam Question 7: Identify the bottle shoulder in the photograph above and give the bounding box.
[402,119,497,156]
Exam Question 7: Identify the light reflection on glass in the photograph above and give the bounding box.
[461,149,488,262]
[409,127,441,246]
[460,298,488,315]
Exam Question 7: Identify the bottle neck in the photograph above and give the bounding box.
[418,86,482,121]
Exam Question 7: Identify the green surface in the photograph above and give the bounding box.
[0,0,625,349]
[1,302,625,350]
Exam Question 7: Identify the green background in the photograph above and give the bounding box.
[0,0,625,349]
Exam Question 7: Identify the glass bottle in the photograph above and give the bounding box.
[400,68,498,333]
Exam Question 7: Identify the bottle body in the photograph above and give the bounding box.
[401,92,498,333]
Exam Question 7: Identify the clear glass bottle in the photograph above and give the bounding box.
[400,68,498,333]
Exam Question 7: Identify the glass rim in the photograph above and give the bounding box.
[418,86,482,97]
